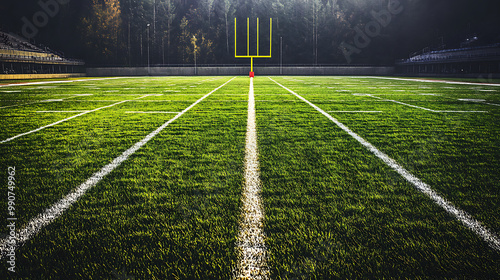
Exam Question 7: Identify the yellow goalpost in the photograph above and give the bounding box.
[234,18,272,77]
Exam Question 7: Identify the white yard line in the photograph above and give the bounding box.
[327,111,383,113]
[367,96,488,113]
[0,100,43,109]
[0,94,93,110]
[125,111,181,114]
[388,100,440,112]
[0,77,236,259]
[436,111,489,113]
[56,94,94,98]
[368,77,500,87]
[388,100,488,113]
[37,111,89,113]
[458,99,500,107]
[0,94,151,144]
[234,77,269,280]
[269,77,500,252]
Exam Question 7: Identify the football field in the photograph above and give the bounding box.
[0,76,499,279]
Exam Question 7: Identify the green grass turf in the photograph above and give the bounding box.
[0,76,499,278]
[258,76,499,278]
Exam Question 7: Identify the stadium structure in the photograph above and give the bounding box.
[0,30,84,79]
[396,43,500,77]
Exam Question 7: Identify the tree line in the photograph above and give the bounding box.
[79,0,418,66]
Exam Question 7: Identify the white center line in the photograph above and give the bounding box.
[234,77,270,280]
[269,77,500,252]
[0,77,236,259]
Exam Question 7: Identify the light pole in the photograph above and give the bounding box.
[280,36,283,75]
[192,35,197,75]
[147,23,150,75]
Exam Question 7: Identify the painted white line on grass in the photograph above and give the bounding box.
[0,101,41,109]
[437,111,489,113]
[0,77,236,259]
[125,111,181,114]
[0,77,124,88]
[37,111,90,113]
[0,101,128,143]
[269,77,500,252]
[234,77,269,280]
[368,77,500,87]
[369,97,488,113]
[458,99,500,107]
[0,98,70,109]
[388,100,439,112]
[0,96,93,110]
[54,94,94,97]
[327,111,383,113]
[0,95,152,144]
[459,99,486,102]
[95,94,149,96]
[41,99,64,102]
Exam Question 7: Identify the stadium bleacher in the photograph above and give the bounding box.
[396,44,500,76]
[0,30,84,76]
[401,44,500,63]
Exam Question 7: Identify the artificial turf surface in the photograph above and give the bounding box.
[0,76,499,278]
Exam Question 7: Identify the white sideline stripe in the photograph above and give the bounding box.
[0,77,123,88]
[327,111,383,113]
[234,77,269,279]
[0,95,151,144]
[125,111,180,114]
[37,111,89,113]
[269,77,500,252]
[0,77,236,259]
[368,77,500,87]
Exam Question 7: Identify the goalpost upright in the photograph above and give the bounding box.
[234,18,272,77]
